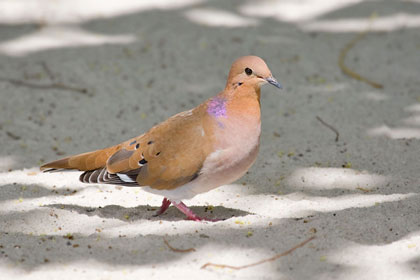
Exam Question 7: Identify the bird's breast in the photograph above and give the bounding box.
[213,96,261,150]
[203,95,261,179]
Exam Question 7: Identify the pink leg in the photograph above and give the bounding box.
[171,200,220,222]
[153,197,171,217]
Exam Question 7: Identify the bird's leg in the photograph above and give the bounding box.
[153,197,172,217]
[170,200,220,222]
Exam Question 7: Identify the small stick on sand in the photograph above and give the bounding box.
[163,238,196,253]
[201,236,315,270]
[6,131,21,140]
[338,18,383,89]
[0,77,90,95]
[40,61,56,81]
[316,116,339,142]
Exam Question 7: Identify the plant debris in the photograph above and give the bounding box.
[0,77,90,95]
[163,238,196,253]
[316,116,339,142]
[41,61,56,81]
[342,162,352,168]
[201,236,315,270]
[63,233,74,240]
[356,187,372,193]
[0,62,91,95]
[338,20,383,89]
[6,131,20,140]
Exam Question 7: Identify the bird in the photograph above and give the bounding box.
[40,55,282,221]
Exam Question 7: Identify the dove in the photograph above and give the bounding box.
[41,55,282,221]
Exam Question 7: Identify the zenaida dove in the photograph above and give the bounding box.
[41,55,282,221]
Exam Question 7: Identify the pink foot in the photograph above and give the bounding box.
[171,200,220,222]
[153,197,171,217]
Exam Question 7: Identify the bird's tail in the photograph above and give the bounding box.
[40,145,121,172]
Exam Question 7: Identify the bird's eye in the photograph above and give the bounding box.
[245,68,253,75]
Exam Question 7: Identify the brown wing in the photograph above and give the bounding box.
[105,107,215,190]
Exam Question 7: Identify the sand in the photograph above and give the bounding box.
[1,0,420,279]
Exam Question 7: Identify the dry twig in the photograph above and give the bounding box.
[163,238,196,253]
[41,61,56,81]
[316,116,339,142]
[6,131,21,140]
[356,187,372,193]
[338,31,383,89]
[0,77,90,95]
[201,235,315,270]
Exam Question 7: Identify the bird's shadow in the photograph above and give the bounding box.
[47,203,251,222]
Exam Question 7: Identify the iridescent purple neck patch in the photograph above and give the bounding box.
[207,97,227,118]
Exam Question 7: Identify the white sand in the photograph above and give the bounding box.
[1,0,420,279]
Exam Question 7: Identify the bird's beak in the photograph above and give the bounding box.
[265,76,282,89]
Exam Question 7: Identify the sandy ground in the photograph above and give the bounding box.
[1,0,420,279]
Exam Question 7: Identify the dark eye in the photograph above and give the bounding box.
[245,68,253,75]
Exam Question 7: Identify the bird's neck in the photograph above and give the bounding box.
[224,83,261,109]
[225,82,261,101]
[205,83,261,123]
[225,83,261,98]
[210,84,261,122]
[208,84,261,149]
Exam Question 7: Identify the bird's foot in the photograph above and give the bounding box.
[171,200,221,222]
[153,197,171,217]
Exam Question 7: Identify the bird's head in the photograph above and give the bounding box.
[226,55,282,90]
